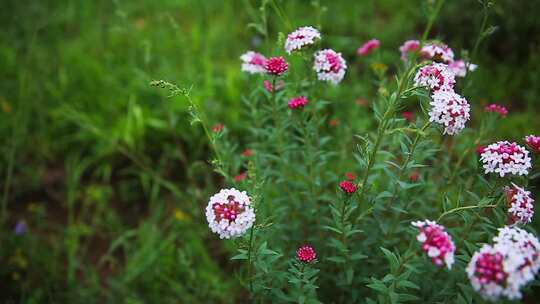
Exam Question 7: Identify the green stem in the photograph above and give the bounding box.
[421,0,445,42]
[246,225,256,294]
[437,204,497,222]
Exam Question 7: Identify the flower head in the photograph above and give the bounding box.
[212,123,224,133]
[313,49,347,85]
[288,96,309,109]
[421,42,455,63]
[345,172,357,181]
[339,180,357,194]
[399,40,421,61]
[411,220,456,269]
[297,245,317,263]
[429,90,470,135]
[234,172,248,182]
[265,56,289,76]
[357,39,380,56]
[525,135,540,154]
[409,171,420,182]
[505,184,535,225]
[284,26,321,54]
[479,141,532,177]
[205,188,255,239]
[14,220,28,235]
[402,111,415,123]
[448,59,477,77]
[240,51,267,74]
[263,80,284,93]
[484,104,508,117]
[242,149,254,157]
[468,227,540,301]
[414,63,456,91]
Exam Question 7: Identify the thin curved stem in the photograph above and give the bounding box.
[437,204,497,222]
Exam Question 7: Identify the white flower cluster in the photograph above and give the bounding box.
[313,49,347,85]
[414,63,456,91]
[429,90,471,135]
[205,188,255,239]
[448,59,478,77]
[284,26,321,54]
[240,51,267,74]
[480,141,532,177]
[506,184,535,224]
[467,227,540,301]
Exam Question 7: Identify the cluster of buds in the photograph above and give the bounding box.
[484,103,508,117]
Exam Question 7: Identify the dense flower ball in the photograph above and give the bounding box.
[240,51,267,74]
[297,245,317,263]
[505,184,535,225]
[448,59,477,77]
[284,26,321,54]
[212,123,224,133]
[242,149,254,157]
[525,135,540,154]
[399,39,420,61]
[265,56,289,76]
[484,103,508,117]
[339,181,357,194]
[414,63,455,91]
[402,111,415,123]
[234,172,247,182]
[205,188,255,239]
[313,49,347,85]
[357,39,380,56]
[479,141,532,177]
[411,220,456,269]
[468,227,540,301]
[421,42,455,63]
[288,96,309,109]
[429,90,470,135]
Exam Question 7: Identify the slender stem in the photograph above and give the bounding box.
[421,0,445,42]
[437,204,497,222]
[246,225,255,294]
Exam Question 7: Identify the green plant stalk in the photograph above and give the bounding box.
[246,225,256,294]
[421,0,445,42]
[437,204,498,222]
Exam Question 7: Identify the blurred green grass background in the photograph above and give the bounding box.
[1,0,539,302]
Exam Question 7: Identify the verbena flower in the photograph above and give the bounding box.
[421,42,455,63]
[525,135,540,154]
[288,96,309,109]
[468,227,540,301]
[402,111,415,123]
[414,63,455,91]
[429,90,470,135]
[484,103,508,117]
[345,172,357,181]
[357,39,380,56]
[409,171,420,182]
[339,180,357,194]
[284,26,321,54]
[242,149,254,157]
[234,172,247,182]
[265,56,289,76]
[212,123,224,133]
[448,59,477,77]
[411,220,455,269]
[505,184,535,225]
[479,141,532,177]
[297,245,317,263]
[205,188,255,239]
[313,49,347,84]
[240,51,267,74]
[399,39,420,61]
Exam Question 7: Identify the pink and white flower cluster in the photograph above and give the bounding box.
[505,184,535,225]
[414,63,455,92]
[399,40,421,61]
[284,26,321,54]
[467,227,540,301]
[411,220,456,269]
[240,51,267,74]
[428,90,471,135]
[479,141,532,177]
[313,49,347,85]
[525,134,540,154]
[421,42,455,63]
[448,60,477,77]
[205,188,256,239]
